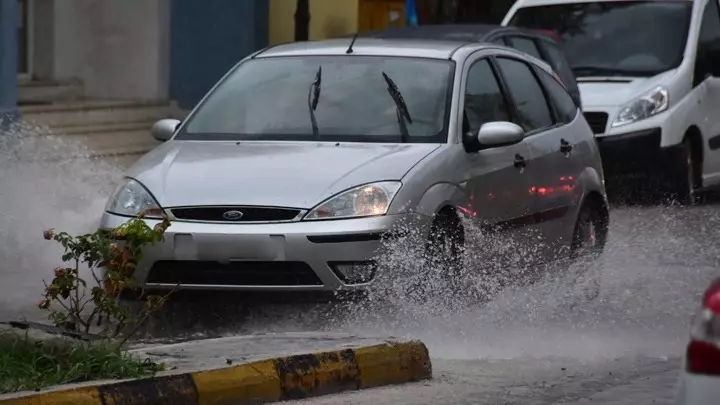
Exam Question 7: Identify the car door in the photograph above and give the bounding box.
[493,55,575,264]
[457,54,535,267]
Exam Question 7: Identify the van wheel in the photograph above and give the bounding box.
[424,210,465,287]
[569,201,608,260]
[674,138,701,205]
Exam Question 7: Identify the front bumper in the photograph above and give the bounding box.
[595,128,684,179]
[99,212,429,292]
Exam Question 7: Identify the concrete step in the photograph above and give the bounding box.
[70,129,162,156]
[28,129,161,163]
[51,120,155,136]
[19,100,174,129]
[18,79,84,104]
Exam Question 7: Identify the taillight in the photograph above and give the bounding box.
[686,279,720,375]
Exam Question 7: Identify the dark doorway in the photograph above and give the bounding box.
[417,0,516,25]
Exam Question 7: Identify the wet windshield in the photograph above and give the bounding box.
[508,1,693,77]
[178,56,454,143]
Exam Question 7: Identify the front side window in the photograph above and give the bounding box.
[496,57,554,132]
[509,1,693,77]
[463,59,511,134]
[179,56,454,143]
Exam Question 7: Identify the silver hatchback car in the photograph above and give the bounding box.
[101,38,609,294]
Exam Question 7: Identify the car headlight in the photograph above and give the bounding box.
[105,178,164,218]
[611,86,668,128]
[304,181,402,220]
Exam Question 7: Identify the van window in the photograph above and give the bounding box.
[464,59,511,134]
[508,1,693,77]
[495,57,554,132]
[508,37,543,60]
[694,0,720,86]
[535,67,578,124]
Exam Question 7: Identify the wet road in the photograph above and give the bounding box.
[279,357,679,404]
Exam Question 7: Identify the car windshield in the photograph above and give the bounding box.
[508,1,693,77]
[178,55,454,143]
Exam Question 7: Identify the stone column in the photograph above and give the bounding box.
[0,0,19,129]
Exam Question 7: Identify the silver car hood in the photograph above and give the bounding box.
[128,141,441,208]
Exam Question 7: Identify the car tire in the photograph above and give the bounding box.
[422,210,465,290]
[569,199,608,261]
[674,137,702,205]
[564,200,608,304]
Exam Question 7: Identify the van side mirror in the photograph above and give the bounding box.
[151,119,181,142]
[476,121,525,149]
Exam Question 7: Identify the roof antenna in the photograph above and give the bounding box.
[346,32,359,54]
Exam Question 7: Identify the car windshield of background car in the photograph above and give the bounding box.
[179,55,454,143]
[509,1,693,77]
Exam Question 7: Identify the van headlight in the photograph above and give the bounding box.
[611,86,668,128]
[105,178,164,218]
[304,181,402,220]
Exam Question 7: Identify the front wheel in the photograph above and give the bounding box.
[673,138,702,205]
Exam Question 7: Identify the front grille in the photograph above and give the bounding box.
[146,261,323,286]
[170,206,302,222]
[583,112,609,134]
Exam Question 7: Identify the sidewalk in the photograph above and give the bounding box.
[0,332,432,405]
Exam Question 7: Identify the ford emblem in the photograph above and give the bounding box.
[222,210,244,221]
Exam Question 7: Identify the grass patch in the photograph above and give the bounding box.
[0,337,162,394]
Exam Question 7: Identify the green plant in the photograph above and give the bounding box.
[0,337,162,394]
[40,213,174,345]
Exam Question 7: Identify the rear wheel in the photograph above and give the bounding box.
[565,199,608,304]
[570,200,608,260]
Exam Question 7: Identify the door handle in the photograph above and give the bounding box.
[560,138,573,155]
[514,153,527,169]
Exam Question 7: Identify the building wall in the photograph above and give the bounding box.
[269,0,359,45]
[169,0,269,110]
[33,0,170,101]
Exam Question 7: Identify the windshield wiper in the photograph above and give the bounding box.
[382,72,412,143]
[307,66,322,139]
[572,65,657,78]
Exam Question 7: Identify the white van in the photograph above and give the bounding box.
[502,0,720,204]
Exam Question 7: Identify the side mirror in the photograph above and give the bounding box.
[476,121,524,149]
[151,119,181,142]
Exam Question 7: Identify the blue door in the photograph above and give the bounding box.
[170,0,269,109]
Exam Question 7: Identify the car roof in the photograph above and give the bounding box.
[256,38,471,60]
[512,0,691,6]
[356,24,552,42]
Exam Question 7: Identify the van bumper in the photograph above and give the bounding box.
[595,127,684,180]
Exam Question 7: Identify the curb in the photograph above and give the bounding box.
[1,340,431,405]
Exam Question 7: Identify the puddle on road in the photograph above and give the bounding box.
[1,122,718,363]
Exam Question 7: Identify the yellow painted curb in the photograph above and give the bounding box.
[0,340,432,405]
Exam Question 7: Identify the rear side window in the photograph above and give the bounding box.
[535,67,578,124]
[495,57,554,132]
[540,41,568,77]
[540,40,581,107]
[508,36,543,60]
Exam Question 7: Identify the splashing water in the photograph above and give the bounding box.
[140,202,720,362]
[0,121,126,321]
[3,119,713,363]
